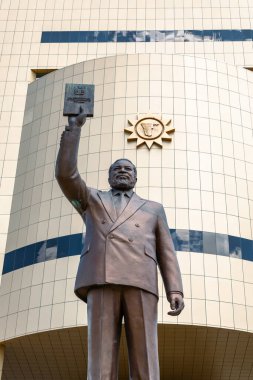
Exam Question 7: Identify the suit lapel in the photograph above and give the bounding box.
[109,192,146,232]
[97,190,117,223]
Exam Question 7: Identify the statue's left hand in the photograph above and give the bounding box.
[167,293,184,316]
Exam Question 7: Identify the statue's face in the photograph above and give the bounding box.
[108,159,137,190]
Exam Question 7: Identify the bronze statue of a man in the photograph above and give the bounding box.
[56,111,184,380]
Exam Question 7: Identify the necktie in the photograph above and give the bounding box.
[115,192,127,217]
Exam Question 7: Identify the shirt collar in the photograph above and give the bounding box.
[111,188,134,198]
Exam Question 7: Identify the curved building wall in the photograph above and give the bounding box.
[0,53,253,342]
[2,1,253,289]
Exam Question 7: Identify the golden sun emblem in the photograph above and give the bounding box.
[125,114,175,149]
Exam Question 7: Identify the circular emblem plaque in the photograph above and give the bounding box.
[135,117,164,140]
[125,114,174,149]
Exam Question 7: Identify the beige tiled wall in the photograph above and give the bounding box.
[1,0,253,287]
[0,54,253,341]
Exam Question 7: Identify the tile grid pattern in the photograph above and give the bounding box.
[7,54,253,252]
[0,54,253,341]
[2,0,253,287]
[0,1,253,377]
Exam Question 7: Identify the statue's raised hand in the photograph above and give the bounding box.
[68,107,87,128]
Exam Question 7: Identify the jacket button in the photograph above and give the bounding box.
[102,220,106,224]
[110,234,114,239]
[128,238,133,242]
[135,223,140,227]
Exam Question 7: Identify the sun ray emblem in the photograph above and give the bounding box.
[125,114,174,149]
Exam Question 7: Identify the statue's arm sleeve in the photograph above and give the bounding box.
[55,125,89,215]
[156,206,184,297]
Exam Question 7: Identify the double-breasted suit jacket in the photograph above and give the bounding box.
[56,125,183,302]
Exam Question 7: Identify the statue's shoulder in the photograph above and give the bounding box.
[97,189,111,194]
[86,187,104,198]
[149,200,163,209]
[93,189,112,198]
[87,187,109,193]
[139,196,163,211]
[87,188,111,203]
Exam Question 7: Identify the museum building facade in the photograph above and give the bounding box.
[0,1,253,379]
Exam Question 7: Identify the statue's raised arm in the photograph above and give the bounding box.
[55,108,88,215]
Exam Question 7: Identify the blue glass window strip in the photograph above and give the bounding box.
[14,248,25,270]
[69,234,83,256]
[3,251,15,273]
[34,241,46,263]
[203,232,217,255]
[2,230,253,275]
[241,238,253,261]
[229,235,242,259]
[24,244,35,267]
[46,237,58,261]
[57,235,70,258]
[216,234,229,256]
[41,30,253,43]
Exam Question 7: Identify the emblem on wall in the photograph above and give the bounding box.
[125,114,175,148]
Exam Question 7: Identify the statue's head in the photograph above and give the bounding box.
[108,159,137,190]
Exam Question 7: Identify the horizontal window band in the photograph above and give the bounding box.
[41,30,253,43]
[2,230,253,275]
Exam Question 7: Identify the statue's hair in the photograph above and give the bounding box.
[109,159,137,175]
